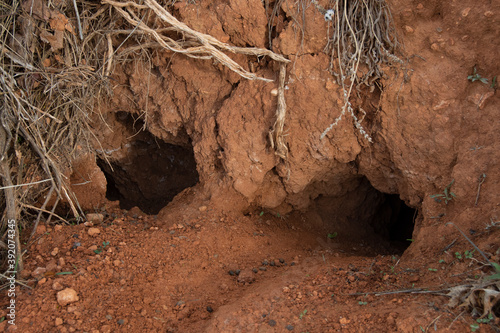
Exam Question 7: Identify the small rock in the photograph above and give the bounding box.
[177,306,190,320]
[45,260,58,271]
[206,306,213,313]
[285,324,294,331]
[101,325,111,333]
[59,257,66,266]
[105,315,112,320]
[36,225,47,234]
[259,267,267,271]
[55,318,63,326]
[88,245,98,252]
[117,319,125,325]
[237,269,255,284]
[279,258,285,264]
[52,280,64,291]
[262,260,269,266]
[228,270,236,276]
[484,11,494,17]
[67,306,78,313]
[113,260,121,267]
[38,278,47,285]
[409,276,420,283]
[86,213,104,223]
[88,228,100,236]
[51,247,59,256]
[20,270,31,279]
[268,320,276,327]
[404,25,414,33]
[54,225,63,231]
[31,267,47,277]
[198,206,207,212]
[57,288,79,306]
[252,268,258,273]
[462,7,471,17]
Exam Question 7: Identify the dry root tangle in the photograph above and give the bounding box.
[316,0,402,141]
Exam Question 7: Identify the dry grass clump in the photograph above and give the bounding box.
[0,0,114,275]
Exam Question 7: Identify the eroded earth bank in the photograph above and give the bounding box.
[4,0,500,332]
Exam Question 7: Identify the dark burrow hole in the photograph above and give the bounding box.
[312,177,417,255]
[97,112,199,215]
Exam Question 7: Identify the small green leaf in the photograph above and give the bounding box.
[55,271,73,275]
[259,211,264,216]
[358,301,367,305]
[428,268,437,272]
[328,232,338,239]
[470,323,480,332]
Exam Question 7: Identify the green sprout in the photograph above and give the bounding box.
[327,232,338,239]
[430,179,456,204]
[468,67,489,84]
[94,241,110,254]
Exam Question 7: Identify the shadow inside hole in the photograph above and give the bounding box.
[312,177,416,255]
[97,112,199,215]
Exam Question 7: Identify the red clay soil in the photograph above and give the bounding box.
[2,0,500,332]
[4,202,498,332]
